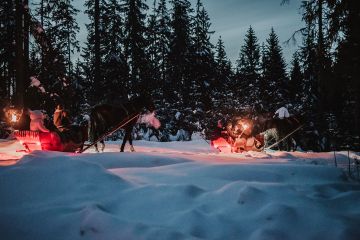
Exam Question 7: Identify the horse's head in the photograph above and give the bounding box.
[132,95,155,113]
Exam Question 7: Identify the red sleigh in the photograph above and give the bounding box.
[14,130,82,152]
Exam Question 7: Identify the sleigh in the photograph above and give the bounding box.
[211,134,264,153]
[14,130,85,153]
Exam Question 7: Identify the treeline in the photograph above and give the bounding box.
[0,0,359,151]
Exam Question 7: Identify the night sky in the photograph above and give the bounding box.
[74,0,304,67]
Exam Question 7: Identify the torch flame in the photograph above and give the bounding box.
[11,112,17,123]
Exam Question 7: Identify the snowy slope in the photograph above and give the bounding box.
[0,139,360,240]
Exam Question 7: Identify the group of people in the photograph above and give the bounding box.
[17,104,71,133]
[212,106,293,152]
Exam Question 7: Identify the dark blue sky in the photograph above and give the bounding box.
[74,0,304,66]
[191,0,304,65]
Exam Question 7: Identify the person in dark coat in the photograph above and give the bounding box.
[53,104,71,132]
[53,104,64,129]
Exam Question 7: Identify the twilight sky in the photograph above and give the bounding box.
[73,0,304,67]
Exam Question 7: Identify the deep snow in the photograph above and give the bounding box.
[0,137,360,240]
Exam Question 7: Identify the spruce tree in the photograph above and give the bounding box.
[288,52,303,112]
[191,0,215,112]
[82,0,106,105]
[46,0,80,75]
[214,36,232,110]
[299,28,318,115]
[334,0,360,149]
[154,0,171,94]
[123,0,149,95]
[262,28,288,111]
[0,0,16,103]
[102,0,129,102]
[236,26,262,113]
[168,0,193,107]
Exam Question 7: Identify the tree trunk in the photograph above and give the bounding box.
[317,0,326,111]
[15,0,24,108]
[24,0,29,106]
[94,0,101,99]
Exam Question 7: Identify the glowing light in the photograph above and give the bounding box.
[6,107,21,124]
[11,113,17,123]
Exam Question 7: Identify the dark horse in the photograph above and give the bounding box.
[89,96,156,152]
[252,113,303,151]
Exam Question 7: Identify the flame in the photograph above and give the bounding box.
[11,112,18,123]
[7,109,20,124]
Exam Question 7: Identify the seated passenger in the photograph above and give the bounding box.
[29,110,50,132]
[53,104,71,132]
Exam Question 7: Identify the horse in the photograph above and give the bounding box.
[89,96,158,152]
[252,113,303,151]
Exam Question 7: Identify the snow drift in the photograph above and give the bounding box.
[0,140,360,240]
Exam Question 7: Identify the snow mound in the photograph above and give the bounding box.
[1,140,360,240]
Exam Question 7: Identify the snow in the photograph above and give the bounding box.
[1,139,360,240]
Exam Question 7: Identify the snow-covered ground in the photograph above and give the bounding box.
[1,137,360,240]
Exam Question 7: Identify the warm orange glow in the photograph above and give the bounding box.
[11,113,17,122]
[6,108,21,124]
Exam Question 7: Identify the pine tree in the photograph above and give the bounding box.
[123,0,149,94]
[334,0,360,149]
[300,0,333,112]
[69,59,87,118]
[28,0,79,111]
[191,0,215,112]
[102,0,129,102]
[262,28,288,111]
[82,0,107,105]
[154,0,171,93]
[288,52,303,112]
[34,0,80,75]
[168,0,193,107]
[0,0,16,104]
[299,28,318,115]
[236,26,262,113]
[214,36,232,110]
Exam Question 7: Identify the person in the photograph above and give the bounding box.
[61,110,71,130]
[210,118,226,140]
[274,106,290,119]
[53,104,71,132]
[29,109,50,132]
[53,104,64,128]
[274,106,291,151]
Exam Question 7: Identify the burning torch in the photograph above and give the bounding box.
[5,106,22,128]
[238,122,250,138]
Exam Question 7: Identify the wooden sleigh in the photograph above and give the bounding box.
[14,130,63,152]
[14,130,85,153]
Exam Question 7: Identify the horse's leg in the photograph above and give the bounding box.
[128,130,135,152]
[100,140,105,152]
[120,129,130,152]
[94,143,99,152]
